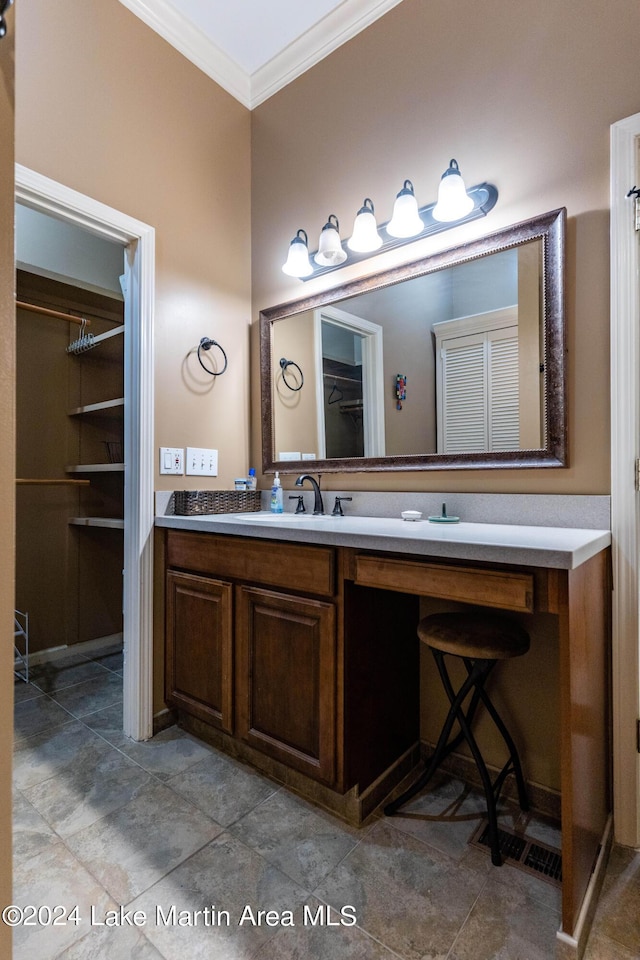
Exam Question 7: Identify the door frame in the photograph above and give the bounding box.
[610,112,640,847]
[314,305,385,459]
[15,164,155,741]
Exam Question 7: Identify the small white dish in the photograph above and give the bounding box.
[401,510,422,522]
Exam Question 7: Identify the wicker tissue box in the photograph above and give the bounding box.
[173,489,261,516]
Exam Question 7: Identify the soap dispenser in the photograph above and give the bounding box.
[270,472,283,513]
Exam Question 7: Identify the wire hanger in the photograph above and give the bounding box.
[67,318,95,355]
[328,379,344,404]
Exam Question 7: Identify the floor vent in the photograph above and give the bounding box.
[470,821,562,886]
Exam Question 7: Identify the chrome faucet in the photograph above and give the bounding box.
[295,474,324,515]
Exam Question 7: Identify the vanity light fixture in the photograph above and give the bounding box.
[347,198,383,253]
[0,0,13,39]
[284,160,498,281]
[282,228,313,278]
[387,180,424,238]
[432,159,475,222]
[314,215,347,266]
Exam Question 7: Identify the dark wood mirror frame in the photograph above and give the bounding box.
[260,207,566,474]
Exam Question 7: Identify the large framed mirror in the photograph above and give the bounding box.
[260,208,566,473]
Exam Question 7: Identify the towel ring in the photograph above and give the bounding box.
[280,357,304,392]
[198,337,228,376]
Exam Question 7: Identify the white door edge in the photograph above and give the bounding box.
[610,113,640,847]
[15,164,155,742]
[314,305,385,459]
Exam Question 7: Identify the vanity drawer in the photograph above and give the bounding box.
[166,530,335,597]
[353,555,534,613]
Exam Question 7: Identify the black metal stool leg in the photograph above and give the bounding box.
[436,653,504,865]
[470,675,529,812]
[384,658,482,815]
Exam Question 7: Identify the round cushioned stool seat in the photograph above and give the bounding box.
[418,612,530,661]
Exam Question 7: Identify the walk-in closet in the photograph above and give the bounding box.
[15,208,126,666]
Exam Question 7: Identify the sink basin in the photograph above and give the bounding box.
[232,512,331,522]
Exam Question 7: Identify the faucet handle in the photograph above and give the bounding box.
[332,496,352,517]
[288,495,306,514]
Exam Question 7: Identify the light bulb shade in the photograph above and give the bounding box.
[432,159,475,222]
[348,198,383,253]
[314,214,347,266]
[282,228,313,277]
[386,180,424,238]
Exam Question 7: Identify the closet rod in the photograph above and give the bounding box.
[16,479,91,486]
[16,300,89,327]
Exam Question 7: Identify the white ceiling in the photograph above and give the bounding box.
[118,0,404,109]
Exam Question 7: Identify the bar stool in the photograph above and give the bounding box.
[385,611,530,866]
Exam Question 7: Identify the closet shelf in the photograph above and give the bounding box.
[68,517,124,530]
[83,326,124,347]
[66,463,125,473]
[16,478,90,485]
[68,398,124,416]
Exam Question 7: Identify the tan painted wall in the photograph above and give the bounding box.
[16,0,252,492]
[251,0,640,494]
[0,5,15,952]
[272,311,318,458]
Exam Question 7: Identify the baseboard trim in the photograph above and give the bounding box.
[421,740,562,822]
[153,707,176,735]
[26,633,123,665]
[555,815,613,959]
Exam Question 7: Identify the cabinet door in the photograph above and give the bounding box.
[236,586,336,785]
[166,570,233,733]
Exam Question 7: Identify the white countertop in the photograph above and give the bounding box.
[155,511,611,570]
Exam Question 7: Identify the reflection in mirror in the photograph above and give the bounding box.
[262,209,565,473]
[318,307,385,459]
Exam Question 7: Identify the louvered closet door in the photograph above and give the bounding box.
[440,332,487,452]
[438,326,519,453]
[488,327,520,450]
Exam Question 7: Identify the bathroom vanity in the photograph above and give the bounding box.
[156,507,611,951]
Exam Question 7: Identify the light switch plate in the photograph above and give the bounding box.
[186,447,218,476]
[159,447,183,475]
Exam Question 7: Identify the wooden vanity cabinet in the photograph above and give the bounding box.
[164,530,343,788]
[165,569,233,732]
[164,529,420,807]
[236,585,336,783]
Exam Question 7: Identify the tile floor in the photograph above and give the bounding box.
[11,644,640,959]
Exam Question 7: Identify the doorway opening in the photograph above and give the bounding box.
[15,165,155,741]
[15,253,126,675]
[610,111,640,847]
[314,305,385,460]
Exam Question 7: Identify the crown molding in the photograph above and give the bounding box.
[250,0,404,108]
[118,0,404,110]
[118,0,252,106]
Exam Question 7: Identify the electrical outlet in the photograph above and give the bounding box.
[186,447,218,476]
[159,447,183,475]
